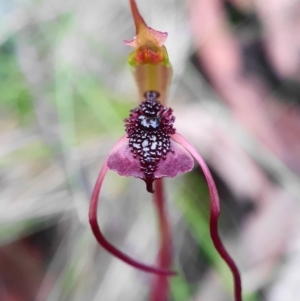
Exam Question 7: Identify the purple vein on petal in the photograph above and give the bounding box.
[171,133,242,301]
[89,135,176,276]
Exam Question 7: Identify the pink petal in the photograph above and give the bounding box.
[171,133,242,301]
[107,137,144,179]
[107,138,194,180]
[156,139,194,178]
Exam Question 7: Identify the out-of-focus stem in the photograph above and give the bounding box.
[150,179,171,301]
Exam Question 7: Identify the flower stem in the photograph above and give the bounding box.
[172,133,242,301]
[150,179,171,301]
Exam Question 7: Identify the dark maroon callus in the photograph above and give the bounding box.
[125,91,175,192]
[125,92,175,146]
[107,91,194,193]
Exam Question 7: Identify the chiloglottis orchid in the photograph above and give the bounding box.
[89,1,242,301]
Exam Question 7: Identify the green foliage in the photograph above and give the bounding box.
[0,40,33,124]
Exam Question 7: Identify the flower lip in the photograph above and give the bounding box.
[107,91,194,192]
[107,137,194,192]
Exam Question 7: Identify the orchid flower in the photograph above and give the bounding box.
[89,1,242,300]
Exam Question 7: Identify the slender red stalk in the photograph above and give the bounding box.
[172,133,242,301]
[89,137,176,276]
[150,179,171,301]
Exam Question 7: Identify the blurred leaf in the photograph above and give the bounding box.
[0,40,33,124]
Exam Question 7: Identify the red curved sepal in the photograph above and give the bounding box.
[171,133,242,301]
[89,136,177,276]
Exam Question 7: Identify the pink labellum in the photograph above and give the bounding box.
[107,137,194,190]
[107,137,144,179]
[155,139,194,178]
